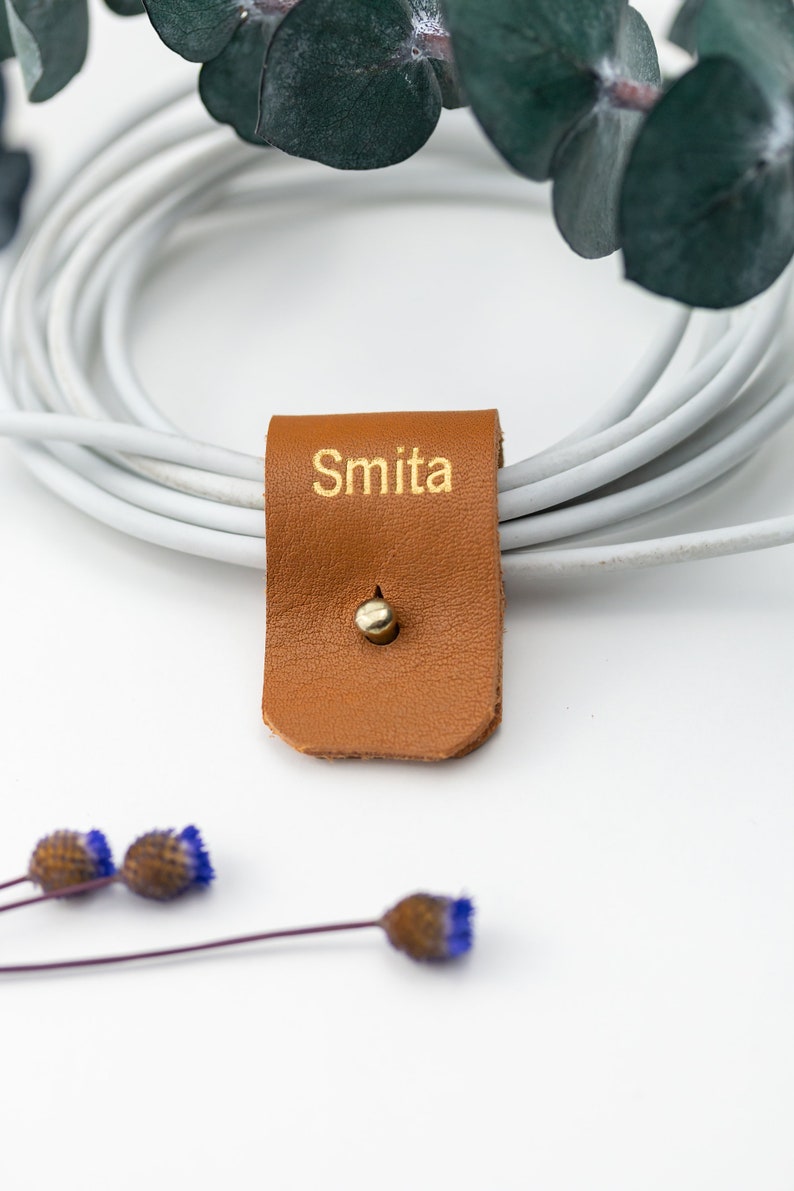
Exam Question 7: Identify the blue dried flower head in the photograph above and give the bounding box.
[445,896,475,957]
[83,829,115,880]
[177,825,214,887]
[28,829,116,894]
[381,893,474,961]
[121,826,215,901]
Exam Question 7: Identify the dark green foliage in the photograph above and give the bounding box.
[0,69,30,246]
[259,0,454,169]
[0,144,30,243]
[552,6,659,258]
[621,58,794,308]
[442,0,627,182]
[5,0,89,101]
[3,0,794,305]
[623,0,794,306]
[0,7,13,60]
[199,20,277,145]
[677,0,794,103]
[443,0,660,258]
[104,0,145,15]
[143,0,242,62]
[145,0,288,140]
[0,0,142,103]
[430,57,465,110]
[669,0,704,53]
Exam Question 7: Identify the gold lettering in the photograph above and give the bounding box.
[311,446,453,496]
[408,446,425,494]
[426,457,452,493]
[346,457,389,495]
[312,449,343,497]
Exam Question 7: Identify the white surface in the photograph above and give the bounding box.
[0,4,792,1190]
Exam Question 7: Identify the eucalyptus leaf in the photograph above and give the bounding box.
[442,0,630,181]
[0,5,13,59]
[259,0,449,169]
[143,0,241,62]
[552,5,660,258]
[669,0,704,54]
[620,57,794,308]
[0,70,30,244]
[0,145,31,246]
[431,57,465,110]
[4,0,88,102]
[200,19,277,143]
[104,0,144,15]
[676,0,794,105]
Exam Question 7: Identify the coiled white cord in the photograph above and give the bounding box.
[2,88,794,576]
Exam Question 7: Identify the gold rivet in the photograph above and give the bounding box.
[355,596,399,645]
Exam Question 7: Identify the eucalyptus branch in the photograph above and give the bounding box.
[0,0,792,308]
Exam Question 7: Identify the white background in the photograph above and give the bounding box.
[1,3,793,1189]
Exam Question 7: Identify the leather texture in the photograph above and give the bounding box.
[262,410,504,760]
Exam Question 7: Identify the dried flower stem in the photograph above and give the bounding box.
[0,918,383,975]
[0,876,29,892]
[0,873,118,913]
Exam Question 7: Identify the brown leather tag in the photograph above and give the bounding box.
[262,410,504,761]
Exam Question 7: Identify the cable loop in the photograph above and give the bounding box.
[1,90,794,575]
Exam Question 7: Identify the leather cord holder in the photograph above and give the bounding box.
[262,410,504,760]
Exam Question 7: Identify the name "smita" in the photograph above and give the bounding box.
[312,447,453,497]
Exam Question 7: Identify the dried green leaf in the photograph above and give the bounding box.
[552,5,660,258]
[680,0,794,104]
[142,0,241,62]
[669,0,704,54]
[431,57,465,110]
[199,19,276,143]
[0,5,13,58]
[104,0,144,15]
[4,0,88,101]
[620,57,794,308]
[442,0,632,181]
[0,145,31,246]
[259,0,450,169]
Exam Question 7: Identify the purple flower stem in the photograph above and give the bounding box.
[0,873,119,913]
[0,876,29,892]
[0,918,383,975]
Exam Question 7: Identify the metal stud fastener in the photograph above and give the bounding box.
[354,596,399,645]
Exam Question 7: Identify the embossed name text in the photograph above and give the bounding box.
[312,446,453,497]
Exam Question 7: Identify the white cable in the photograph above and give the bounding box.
[1,88,794,575]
